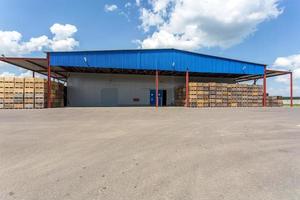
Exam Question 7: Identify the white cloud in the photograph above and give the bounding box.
[139,8,164,32]
[50,23,77,40]
[273,54,300,83]
[0,70,32,77]
[104,4,118,12]
[136,0,141,7]
[137,0,283,50]
[0,71,16,77]
[48,23,79,51]
[0,23,79,56]
[0,31,49,55]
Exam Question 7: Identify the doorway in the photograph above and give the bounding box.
[150,89,167,106]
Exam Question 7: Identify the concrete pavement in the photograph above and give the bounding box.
[0,107,299,200]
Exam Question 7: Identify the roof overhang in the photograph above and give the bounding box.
[0,57,66,80]
[49,66,252,79]
[0,56,291,83]
[235,69,291,82]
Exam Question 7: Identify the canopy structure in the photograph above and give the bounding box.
[0,57,66,80]
[235,69,292,82]
[0,48,294,108]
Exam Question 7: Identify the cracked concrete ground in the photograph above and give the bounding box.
[0,107,299,200]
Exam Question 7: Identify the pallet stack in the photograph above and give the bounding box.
[24,78,35,109]
[14,78,24,109]
[34,78,47,109]
[4,77,14,109]
[0,78,3,108]
[175,82,282,107]
[51,82,64,108]
[267,96,283,107]
[190,82,210,107]
[228,84,263,107]
[0,77,64,109]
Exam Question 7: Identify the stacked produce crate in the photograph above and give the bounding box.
[4,77,14,109]
[14,78,24,109]
[267,96,283,107]
[24,78,35,109]
[174,87,186,106]
[0,78,4,109]
[51,82,64,108]
[228,84,263,107]
[189,82,210,107]
[175,82,282,107]
[0,77,64,109]
[34,78,47,109]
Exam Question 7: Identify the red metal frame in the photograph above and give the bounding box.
[47,53,52,108]
[0,57,47,61]
[290,72,293,107]
[185,70,189,107]
[263,66,267,107]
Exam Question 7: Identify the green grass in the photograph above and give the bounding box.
[284,104,300,107]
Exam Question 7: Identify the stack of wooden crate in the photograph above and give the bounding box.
[228,84,263,107]
[0,78,4,109]
[4,77,14,109]
[175,82,281,107]
[51,82,64,108]
[14,78,24,109]
[189,82,210,107]
[24,78,35,109]
[267,96,283,107]
[0,77,64,109]
[174,87,186,106]
[34,78,47,109]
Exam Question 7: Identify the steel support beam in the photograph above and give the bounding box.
[290,72,293,107]
[263,66,267,107]
[47,53,52,108]
[156,70,159,108]
[185,70,189,107]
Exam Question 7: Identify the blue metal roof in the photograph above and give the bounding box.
[49,49,265,75]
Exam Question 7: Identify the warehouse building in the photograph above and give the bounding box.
[0,49,294,108]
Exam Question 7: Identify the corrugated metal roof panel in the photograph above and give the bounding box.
[49,49,265,75]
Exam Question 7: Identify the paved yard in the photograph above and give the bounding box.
[0,107,299,200]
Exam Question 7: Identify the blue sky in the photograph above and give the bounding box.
[0,0,299,96]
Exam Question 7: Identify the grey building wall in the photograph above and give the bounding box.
[67,73,235,107]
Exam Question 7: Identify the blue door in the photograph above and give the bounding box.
[150,90,163,106]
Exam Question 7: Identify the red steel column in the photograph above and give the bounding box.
[47,53,52,108]
[156,70,159,108]
[263,66,267,107]
[290,72,293,107]
[185,70,189,107]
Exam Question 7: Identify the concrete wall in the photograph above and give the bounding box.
[67,73,235,107]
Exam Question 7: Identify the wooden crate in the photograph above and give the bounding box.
[24,99,34,104]
[175,82,278,108]
[14,104,24,109]
[24,104,34,109]
[35,103,46,109]
[24,88,34,93]
[4,103,14,109]
[0,77,64,109]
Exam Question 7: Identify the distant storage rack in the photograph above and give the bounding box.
[175,82,283,108]
[0,77,64,109]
